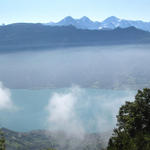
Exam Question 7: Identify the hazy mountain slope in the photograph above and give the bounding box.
[2,128,56,150]
[45,16,150,32]
[0,23,150,52]
[2,128,105,150]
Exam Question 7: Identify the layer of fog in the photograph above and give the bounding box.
[0,45,150,89]
[45,86,135,149]
[46,86,85,136]
[0,82,136,149]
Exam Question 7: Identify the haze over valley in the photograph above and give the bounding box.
[0,0,150,149]
[0,43,150,150]
[0,45,150,89]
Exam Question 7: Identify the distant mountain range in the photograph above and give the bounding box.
[0,23,150,51]
[45,16,150,32]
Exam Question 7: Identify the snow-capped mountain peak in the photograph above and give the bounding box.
[58,16,76,25]
[80,16,92,22]
[61,16,74,22]
[103,16,120,23]
[44,16,150,32]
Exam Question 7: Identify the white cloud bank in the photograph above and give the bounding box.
[0,82,17,111]
[46,86,135,134]
[46,86,84,137]
[45,86,135,148]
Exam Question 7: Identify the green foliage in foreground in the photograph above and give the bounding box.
[0,130,5,150]
[107,88,150,150]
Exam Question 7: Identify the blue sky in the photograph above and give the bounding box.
[0,0,150,24]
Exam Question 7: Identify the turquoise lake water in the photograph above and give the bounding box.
[0,88,136,132]
[0,45,148,132]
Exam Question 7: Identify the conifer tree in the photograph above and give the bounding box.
[107,88,150,150]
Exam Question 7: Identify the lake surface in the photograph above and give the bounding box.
[0,88,136,132]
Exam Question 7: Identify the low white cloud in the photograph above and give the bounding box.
[46,86,136,133]
[96,90,135,132]
[0,82,17,111]
[46,86,85,137]
[45,86,135,149]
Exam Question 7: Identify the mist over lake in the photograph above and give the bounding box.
[0,87,136,133]
[0,45,149,133]
[1,0,150,149]
[0,45,150,89]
